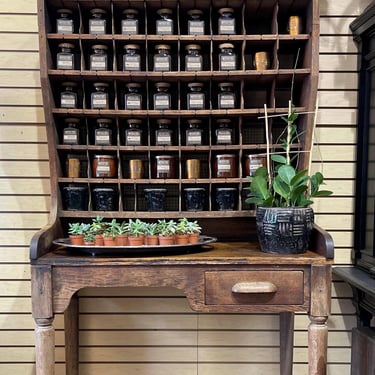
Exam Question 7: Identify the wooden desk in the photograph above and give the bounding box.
[31,226,333,375]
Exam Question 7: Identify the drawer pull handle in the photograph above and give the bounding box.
[232,282,278,294]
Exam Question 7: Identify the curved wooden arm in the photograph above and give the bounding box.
[310,224,334,260]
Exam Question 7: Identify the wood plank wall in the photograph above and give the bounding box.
[0,0,370,374]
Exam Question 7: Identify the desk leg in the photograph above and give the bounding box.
[35,318,55,375]
[308,316,328,375]
[65,294,79,375]
[280,312,294,375]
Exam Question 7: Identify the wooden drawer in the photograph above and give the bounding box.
[205,270,305,305]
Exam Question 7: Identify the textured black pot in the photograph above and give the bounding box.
[144,188,167,211]
[215,187,237,210]
[184,188,206,211]
[63,186,88,210]
[256,206,314,254]
[92,187,119,211]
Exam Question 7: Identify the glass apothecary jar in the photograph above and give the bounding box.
[153,155,175,178]
[155,119,173,146]
[89,8,107,34]
[215,118,234,145]
[90,44,108,71]
[63,117,80,145]
[218,7,236,35]
[213,154,237,178]
[92,155,117,178]
[156,8,173,35]
[56,9,74,34]
[187,82,205,109]
[185,44,203,71]
[57,43,75,70]
[91,82,109,109]
[154,44,171,72]
[60,82,77,108]
[95,118,112,146]
[153,82,171,110]
[188,9,204,35]
[218,43,237,71]
[124,83,142,110]
[186,119,203,146]
[125,118,143,146]
[218,82,236,109]
[122,9,139,35]
[123,44,141,71]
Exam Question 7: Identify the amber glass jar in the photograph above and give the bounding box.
[153,155,175,178]
[92,155,117,177]
[214,154,237,178]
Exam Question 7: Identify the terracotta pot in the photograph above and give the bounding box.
[128,236,144,246]
[189,233,200,244]
[158,235,175,246]
[115,234,128,246]
[145,235,159,246]
[103,237,116,246]
[83,241,95,246]
[95,235,104,246]
[69,234,84,245]
[175,234,190,244]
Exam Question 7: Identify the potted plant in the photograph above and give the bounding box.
[115,221,129,246]
[102,219,119,246]
[185,219,202,243]
[144,222,159,245]
[90,215,105,246]
[245,101,332,254]
[127,218,146,246]
[175,218,191,244]
[68,222,90,245]
[157,219,177,245]
[83,230,96,246]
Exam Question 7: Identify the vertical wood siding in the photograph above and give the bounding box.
[0,0,370,373]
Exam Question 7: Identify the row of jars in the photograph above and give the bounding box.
[56,7,303,36]
[61,117,240,146]
[65,152,266,179]
[60,81,238,110]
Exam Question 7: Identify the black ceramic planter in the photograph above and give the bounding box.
[215,187,237,210]
[63,186,88,210]
[184,187,206,211]
[92,187,119,211]
[144,188,167,211]
[256,206,314,254]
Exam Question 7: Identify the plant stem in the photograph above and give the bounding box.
[264,103,271,184]
[286,100,292,165]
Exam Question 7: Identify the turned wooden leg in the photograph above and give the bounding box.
[65,294,79,375]
[280,312,294,375]
[35,318,55,375]
[308,316,328,375]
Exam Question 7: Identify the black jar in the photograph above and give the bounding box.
[144,188,167,211]
[215,187,237,210]
[92,187,119,211]
[63,186,88,210]
[184,187,206,211]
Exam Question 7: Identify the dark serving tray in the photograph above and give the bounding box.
[52,236,217,256]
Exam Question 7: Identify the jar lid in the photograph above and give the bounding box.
[185,44,201,50]
[94,154,115,159]
[57,8,72,15]
[58,42,75,49]
[97,118,112,124]
[92,44,108,50]
[188,82,204,88]
[93,187,115,192]
[90,8,107,14]
[218,82,234,88]
[93,82,109,88]
[155,155,174,159]
[184,187,205,191]
[218,7,234,14]
[144,188,167,192]
[215,154,236,158]
[216,118,232,124]
[155,44,171,50]
[62,81,77,87]
[157,8,173,15]
[65,117,80,123]
[126,82,141,88]
[122,8,139,15]
[219,43,235,49]
[127,118,142,124]
[155,82,170,88]
[124,44,140,50]
[216,187,237,191]
[156,118,171,125]
[187,9,203,16]
[187,119,202,124]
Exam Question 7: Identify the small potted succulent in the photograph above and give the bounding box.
[83,230,96,246]
[68,222,90,245]
[175,218,191,244]
[157,219,177,245]
[115,221,129,246]
[127,218,146,246]
[186,219,202,243]
[90,216,105,246]
[144,222,160,246]
[102,219,120,246]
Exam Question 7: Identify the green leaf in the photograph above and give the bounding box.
[273,177,290,201]
[250,175,269,200]
[290,169,308,187]
[311,190,333,197]
[277,165,296,184]
[271,154,287,164]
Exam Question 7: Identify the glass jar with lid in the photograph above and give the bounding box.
[56,9,74,34]
[187,82,205,110]
[124,83,142,110]
[63,117,80,145]
[188,9,204,35]
[186,119,203,146]
[156,8,173,35]
[123,44,141,71]
[155,119,173,146]
[153,155,175,178]
[91,82,109,109]
[57,43,75,70]
[218,43,237,71]
[125,118,143,146]
[185,44,203,71]
[90,44,108,71]
[153,82,171,110]
[215,118,234,145]
[95,118,112,146]
[89,8,107,34]
[60,82,77,108]
[154,44,171,72]
[218,7,235,35]
[218,82,236,109]
[121,9,139,35]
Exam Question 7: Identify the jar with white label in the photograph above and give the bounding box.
[57,43,75,70]
[153,155,175,178]
[219,43,237,71]
[215,119,234,145]
[60,82,77,108]
[56,9,74,34]
[124,83,142,110]
[90,44,108,71]
[91,82,109,109]
[154,44,171,72]
[123,44,141,71]
[153,82,171,110]
[121,9,139,35]
[125,119,143,146]
[187,82,205,110]
[63,117,80,145]
[218,82,236,109]
[156,8,173,35]
[95,118,112,146]
[214,154,237,178]
[92,155,117,178]
[188,9,204,35]
[185,44,202,71]
[218,7,235,35]
[186,119,203,146]
[89,8,107,34]
[155,119,173,146]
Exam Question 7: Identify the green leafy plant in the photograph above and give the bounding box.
[157,219,177,236]
[90,216,105,235]
[245,102,332,208]
[68,222,90,235]
[83,230,96,243]
[127,218,147,237]
[144,222,159,236]
[103,219,120,239]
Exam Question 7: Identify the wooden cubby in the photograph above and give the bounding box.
[38,0,319,240]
